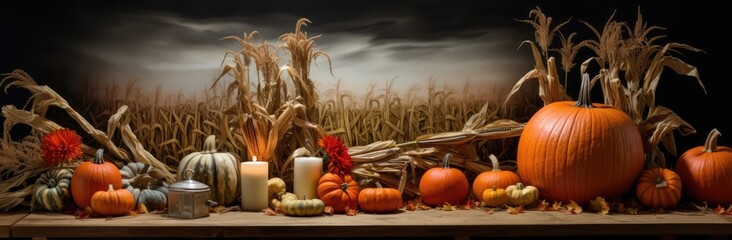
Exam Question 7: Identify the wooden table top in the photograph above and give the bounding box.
[10,209,732,238]
[0,211,29,238]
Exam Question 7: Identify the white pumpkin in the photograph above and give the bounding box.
[177,135,240,206]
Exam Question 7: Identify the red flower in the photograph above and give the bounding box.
[318,135,352,176]
[41,129,83,166]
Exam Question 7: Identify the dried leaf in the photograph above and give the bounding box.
[263,208,278,216]
[566,200,583,214]
[459,197,478,210]
[713,205,732,215]
[345,206,359,216]
[439,202,457,211]
[627,207,639,215]
[535,200,549,211]
[135,203,149,214]
[483,208,495,215]
[507,205,525,214]
[211,205,240,214]
[323,206,334,215]
[590,197,610,215]
[75,208,92,219]
[552,201,563,211]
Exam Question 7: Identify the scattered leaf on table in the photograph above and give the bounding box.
[439,203,457,211]
[535,200,549,211]
[346,206,359,216]
[483,208,495,215]
[507,205,524,214]
[626,207,639,215]
[460,197,478,210]
[713,205,732,215]
[614,202,626,214]
[137,203,149,214]
[263,208,278,216]
[75,207,92,219]
[590,197,609,215]
[552,201,563,211]
[566,200,582,214]
[324,206,334,215]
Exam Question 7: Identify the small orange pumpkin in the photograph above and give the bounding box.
[71,149,123,210]
[317,173,359,213]
[482,186,508,208]
[358,182,403,213]
[418,154,469,207]
[91,184,135,216]
[472,154,519,201]
[675,129,732,206]
[635,168,682,209]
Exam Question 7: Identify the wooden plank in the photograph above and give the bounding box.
[11,210,732,238]
[0,211,29,238]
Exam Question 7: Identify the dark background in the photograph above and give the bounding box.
[1,0,730,166]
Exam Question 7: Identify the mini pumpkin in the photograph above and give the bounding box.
[317,173,359,213]
[675,128,732,206]
[505,183,539,207]
[418,154,469,207]
[482,186,508,208]
[281,192,325,216]
[120,162,169,211]
[635,168,682,209]
[33,168,74,211]
[358,182,403,213]
[268,177,287,210]
[71,149,123,210]
[91,184,135,217]
[178,135,240,206]
[472,154,519,201]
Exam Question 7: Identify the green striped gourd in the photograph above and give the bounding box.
[33,168,74,211]
[120,162,169,211]
[177,135,240,206]
[281,193,325,216]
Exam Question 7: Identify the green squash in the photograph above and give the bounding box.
[281,193,325,217]
[120,162,169,211]
[33,168,74,211]
[177,135,240,206]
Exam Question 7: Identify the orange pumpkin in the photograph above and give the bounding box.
[517,74,644,204]
[635,168,682,209]
[358,182,403,213]
[91,184,134,216]
[418,154,469,207]
[472,154,519,201]
[675,129,732,206]
[482,186,508,208]
[71,149,123,209]
[317,173,359,213]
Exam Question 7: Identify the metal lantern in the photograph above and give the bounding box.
[168,169,211,219]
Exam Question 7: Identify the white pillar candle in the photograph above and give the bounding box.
[240,156,268,211]
[294,156,323,199]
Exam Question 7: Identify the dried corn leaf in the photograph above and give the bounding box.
[351,147,401,163]
[349,140,396,156]
[415,131,476,146]
[473,119,525,140]
[640,106,695,154]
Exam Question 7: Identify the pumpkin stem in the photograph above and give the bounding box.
[203,135,217,153]
[442,154,452,169]
[489,154,501,172]
[94,149,105,164]
[655,177,664,185]
[375,181,383,189]
[492,185,497,192]
[704,129,721,153]
[574,73,594,108]
[107,184,115,192]
[515,182,525,191]
[340,183,349,192]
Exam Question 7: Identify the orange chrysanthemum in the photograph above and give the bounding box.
[41,129,83,166]
[318,135,352,176]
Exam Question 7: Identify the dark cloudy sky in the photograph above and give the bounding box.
[2,0,731,151]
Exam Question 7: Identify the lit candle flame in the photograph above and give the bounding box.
[253,156,258,162]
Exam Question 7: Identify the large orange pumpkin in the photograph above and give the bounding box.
[517,74,644,204]
[418,154,469,207]
[317,173,359,213]
[358,182,403,213]
[675,129,732,206]
[635,168,682,209]
[71,149,122,209]
[472,154,519,201]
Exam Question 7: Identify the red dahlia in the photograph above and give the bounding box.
[41,128,83,166]
[318,135,352,176]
